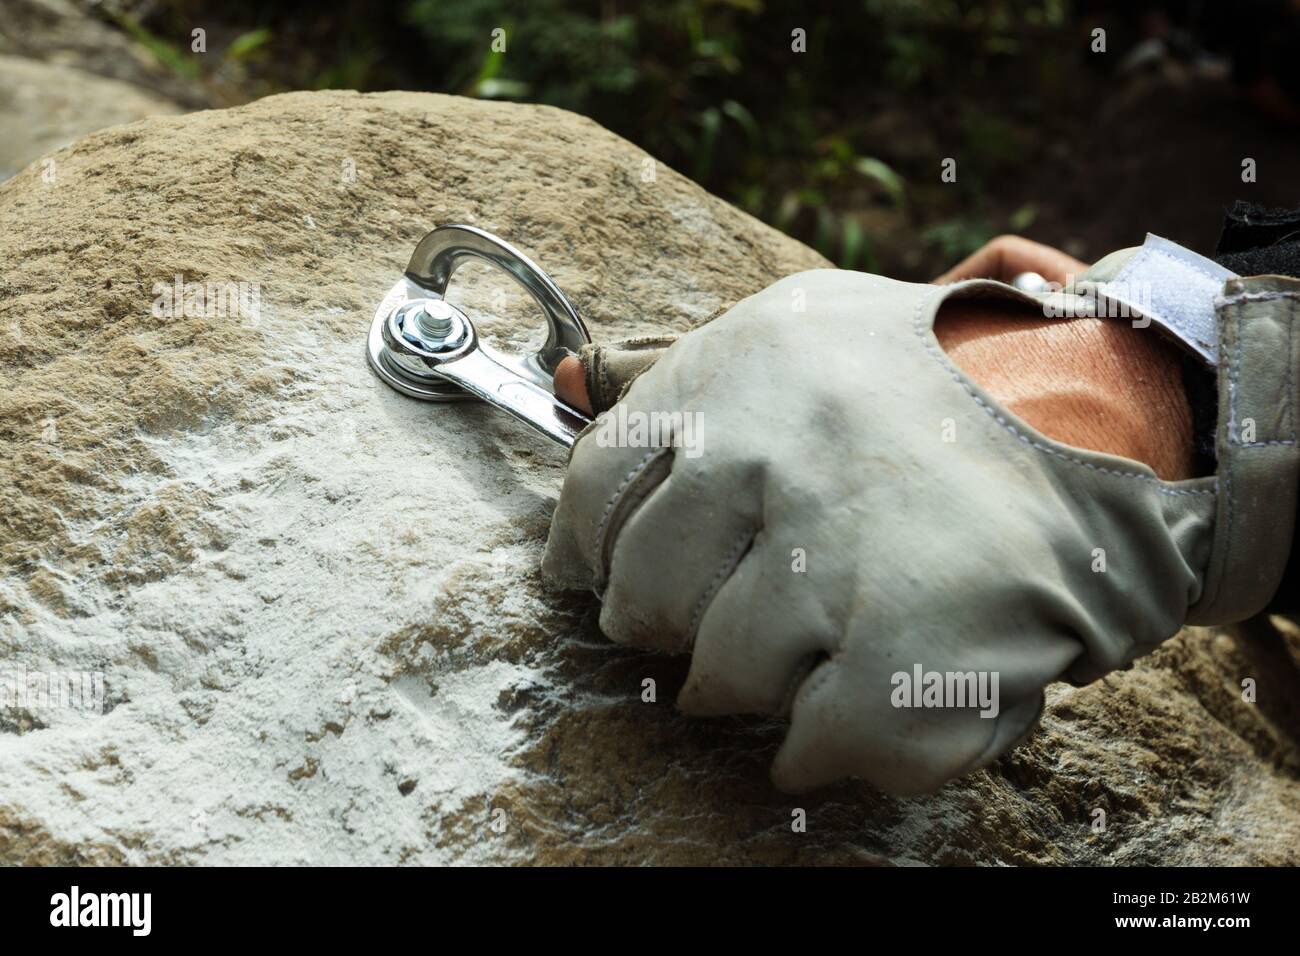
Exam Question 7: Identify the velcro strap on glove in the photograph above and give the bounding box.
[1189,275,1300,624]
[1076,237,1299,622]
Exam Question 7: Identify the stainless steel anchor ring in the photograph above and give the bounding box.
[366,224,593,446]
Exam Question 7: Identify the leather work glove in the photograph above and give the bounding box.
[542,240,1300,794]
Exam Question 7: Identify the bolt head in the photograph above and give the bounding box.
[414,300,456,337]
[395,299,467,353]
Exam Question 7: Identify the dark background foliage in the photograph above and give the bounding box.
[106,0,1300,278]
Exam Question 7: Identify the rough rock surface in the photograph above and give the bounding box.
[1,90,1298,865]
[0,54,180,179]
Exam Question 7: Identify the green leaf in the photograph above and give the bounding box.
[106,12,199,79]
[693,107,722,181]
[475,78,530,99]
[853,157,906,207]
[226,28,272,62]
[840,216,865,270]
[720,100,761,148]
[814,207,836,257]
[774,192,802,231]
[1009,204,1038,232]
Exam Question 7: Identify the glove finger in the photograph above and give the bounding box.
[770,617,1072,794]
[541,339,678,590]
[772,690,1047,795]
[598,448,762,652]
[542,432,674,591]
[677,526,844,716]
[767,660,1004,794]
[580,337,675,413]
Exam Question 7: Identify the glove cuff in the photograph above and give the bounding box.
[1189,275,1300,624]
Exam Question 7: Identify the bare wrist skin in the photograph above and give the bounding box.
[934,300,1196,481]
[932,236,1195,482]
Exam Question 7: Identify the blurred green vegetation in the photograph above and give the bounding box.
[394,0,1077,271]
[107,0,1220,276]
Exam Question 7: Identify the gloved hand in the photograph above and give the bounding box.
[543,256,1300,794]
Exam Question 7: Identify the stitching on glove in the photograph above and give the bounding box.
[1118,245,1226,287]
[685,527,758,651]
[593,347,612,411]
[1203,299,1246,614]
[1217,291,1300,305]
[593,447,670,585]
[1222,300,1242,606]
[583,341,676,413]
[598,452,674,584]
[912,284,1218,497]
[1208,293,1300,616]
[612,335,678,348]
[1228,292,1297,447]
[1289,301,1296,442]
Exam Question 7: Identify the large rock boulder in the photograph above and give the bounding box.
[1,90,1297,864]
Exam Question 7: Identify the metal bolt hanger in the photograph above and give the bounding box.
[367,224,592,447]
